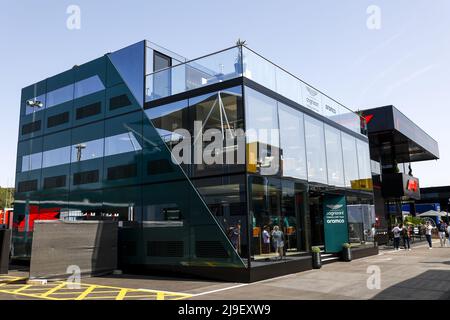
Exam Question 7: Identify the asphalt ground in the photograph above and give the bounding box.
[1,239,449,300]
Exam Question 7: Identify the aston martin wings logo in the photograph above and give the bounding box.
[306,86,318,97]
[326,204,343,210]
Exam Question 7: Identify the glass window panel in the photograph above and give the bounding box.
[324,125,345,187]
[356,139,372,180]
[243,48,277,92]
[304,115,327,184]
[245,87,280,175]
[74,76,105,99]
[105,132,142,156]
[146,99,188,148]
[341,133,360,188]
[21,153,42,172]
[71,138,104,162]
[46,84,74,108]
[275,69,301,104]
[278,103,307,180]
[42,146,71,168]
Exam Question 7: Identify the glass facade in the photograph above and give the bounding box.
[14,41,375,280]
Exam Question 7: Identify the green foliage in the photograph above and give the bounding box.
[311,246,321,253]
[0,187,14,209]
[404,216,424,225]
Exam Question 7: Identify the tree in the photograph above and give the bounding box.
[0,187,14,209]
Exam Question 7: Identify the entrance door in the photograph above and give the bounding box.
[309,192,325,247]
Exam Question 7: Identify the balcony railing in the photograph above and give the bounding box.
[145,45,363,135]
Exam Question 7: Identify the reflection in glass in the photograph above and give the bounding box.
[278,103,307,180]
[245,87,279,175]
[105,132,142,156]
[46,84,74,108]
[304,115,327,184]
[25,94,46,115]
[356,140,372,180]
[347,196,376,246]
[74,76,105,99]
[21,153,42,172]
[194,175,247,257]
[249,176,305,261]
[341,133,359,188]
[42,146,71,168]
[71,138,104,162]
[146,99,188,148]
[324,125,345,187]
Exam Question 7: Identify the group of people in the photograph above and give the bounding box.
[262,225,285,260]
[391,220,450,250]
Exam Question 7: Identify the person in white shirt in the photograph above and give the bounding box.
[424,221,434,249]
[392,224,402,251]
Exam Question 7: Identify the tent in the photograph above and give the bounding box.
[416,210,448,217]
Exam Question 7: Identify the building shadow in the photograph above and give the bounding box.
[371,269,450,300]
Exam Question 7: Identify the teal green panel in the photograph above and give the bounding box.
[108,41,145,106]
[72,90,105,126]
[21,80,47,103]
[68,190,103,218]
[46,69,75,92]
[19,111,45,141]
[323,195,349,253]
[11,192,40,259]
[74,57,107,84]
[106,83,141,117]
[106,58,124,88]
[16,137,43,174]
[43,100,73,135]
[70,122,105,192]
[41,131,71,194]
[103,113,142,188]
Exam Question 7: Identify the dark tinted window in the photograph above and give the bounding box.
[147,159,173,175]
[73,170,99,185]
[43,175,66,189]
[153,51,171,72]
[109,94,131,111]
[22,120,41,135]
[47,112,69,128]
[18,180,38,192]
[107,164,137,180]
[76,102,101,120]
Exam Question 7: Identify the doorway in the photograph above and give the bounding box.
[309,192,325,247]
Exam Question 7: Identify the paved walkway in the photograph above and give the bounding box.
[1,239,449,300]
[189,239,450,300]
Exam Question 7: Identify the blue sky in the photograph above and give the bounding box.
[0,0,449,187]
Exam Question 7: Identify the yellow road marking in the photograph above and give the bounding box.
[75,285,97,300]
[12,285,32,294]
[0,279,192,300]
[115,288,128,300]
[41,282,67,297]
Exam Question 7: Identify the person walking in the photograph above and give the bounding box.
[271,226,284,260]
[262,226,271,254]
[425,221,434,249]
[438,220,448,247]
[402,224,411,251]
[392,224,402,251]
